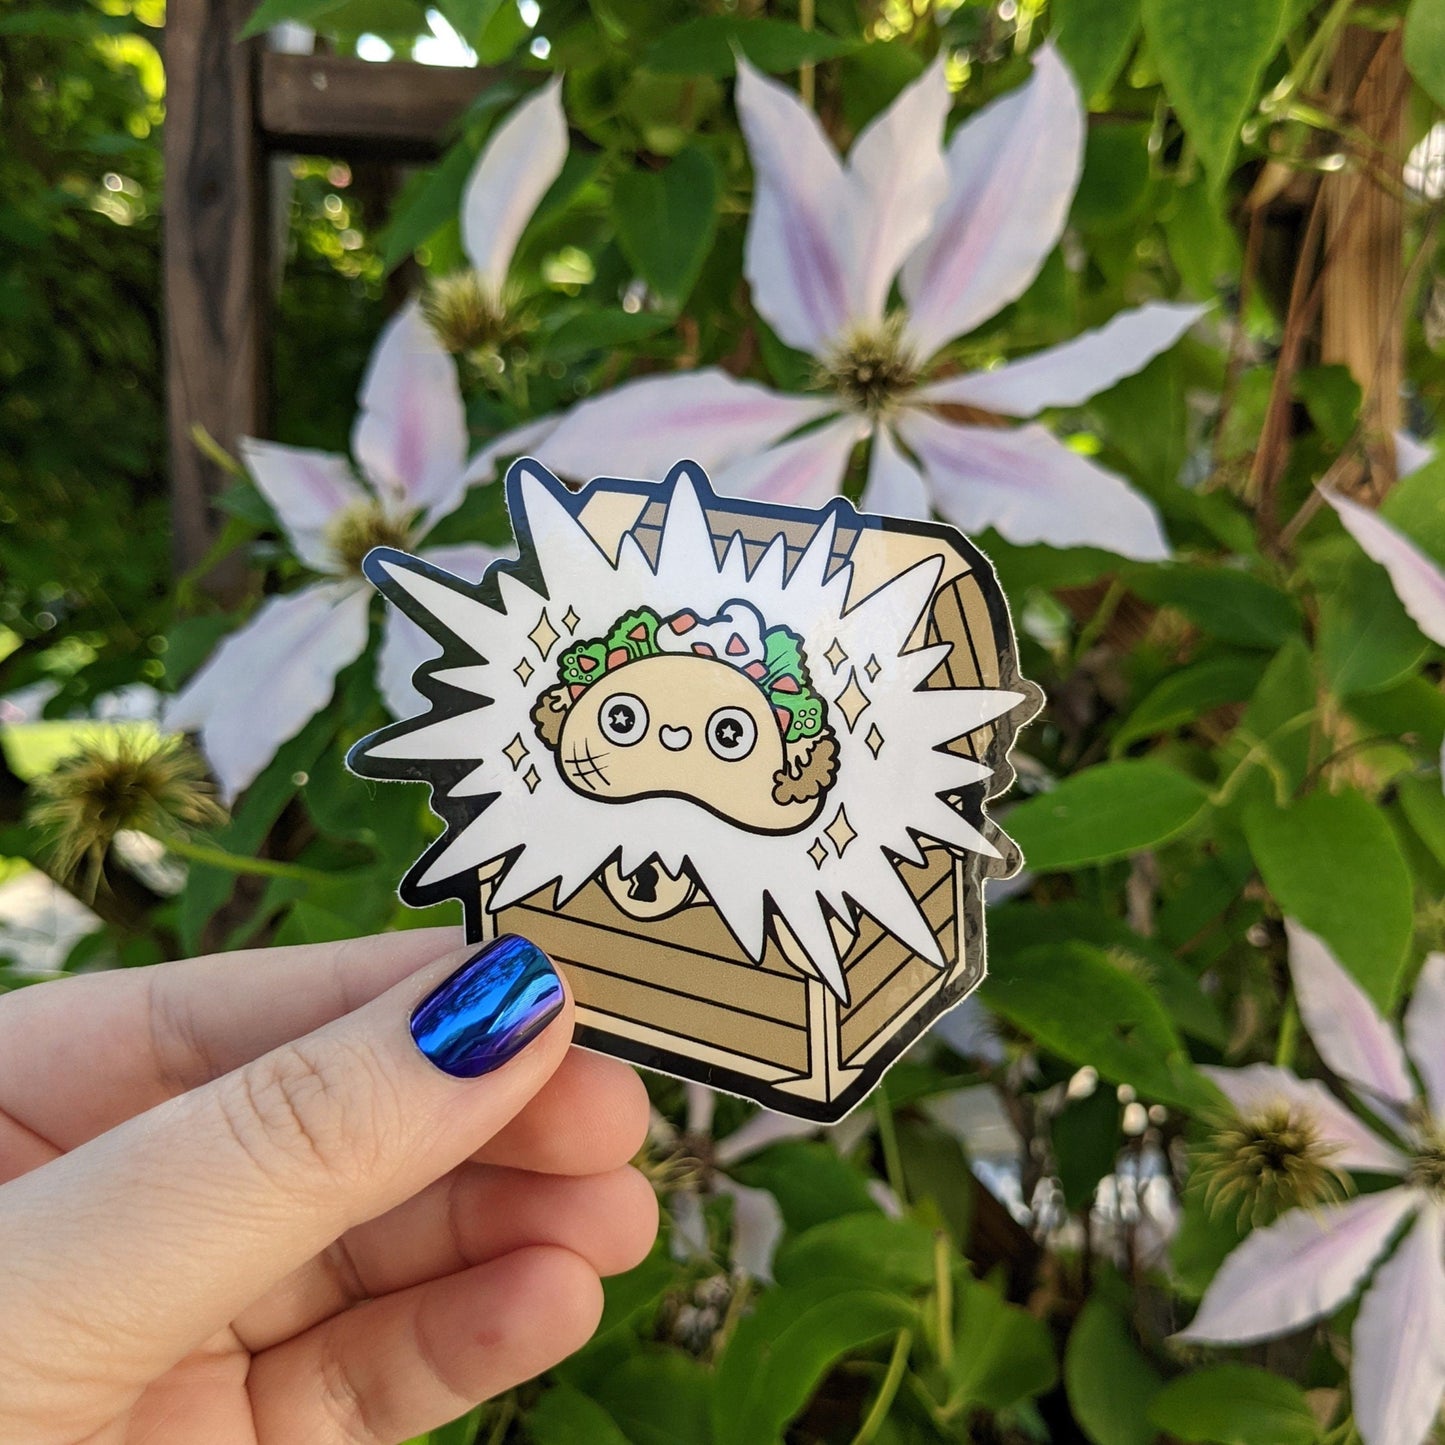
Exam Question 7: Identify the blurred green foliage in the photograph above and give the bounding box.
[4,1,1445,1443]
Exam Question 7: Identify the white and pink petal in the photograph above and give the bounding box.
[860,425,930,519]
[900,45,1084,360]
[711,414,863,510]
[456,413,564,492]
[735,58,856,354]
[714,1108,820,1168]
[1177,1187,1418,1346]
[1286,919,1416,1108]
[165,582,371,803]
[352,300,469,526]
[914,302,1206,416]
[1323,490,1445,650]
[1200,1063,1408,1176]
[238,437,364,574]
[898,411,1171,561]
[1405,954,1445,1123]
[461,76,569,294]
[1350,1202,1445,1445]
[844,57,952,330]
[716,1177,786,1282]
[533,369,833,482]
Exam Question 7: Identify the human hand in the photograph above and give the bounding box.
[0,930,656,1443]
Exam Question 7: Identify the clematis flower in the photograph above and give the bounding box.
[1323,488,1445,786]
[166,82,573,802]
[1179,920,1445,1445]
[533,46,1202,559]
[166,302,502,802]
[422,76,569,363]
[651,1083,820,1282]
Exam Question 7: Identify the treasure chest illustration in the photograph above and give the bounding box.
[349,459,1038,1121]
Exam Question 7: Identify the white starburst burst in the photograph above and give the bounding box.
[350,459,1025,1002]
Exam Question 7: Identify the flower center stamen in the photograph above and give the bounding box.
[325,500,414,577]
[1197,1102,1347,1226]
[816,317,920,418]
[1409,1122,1445,1197]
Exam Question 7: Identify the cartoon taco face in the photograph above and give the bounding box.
[349,460,1038,1121]
[532,600,838,834]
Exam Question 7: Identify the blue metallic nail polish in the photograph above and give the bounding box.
[410,935,564,1078]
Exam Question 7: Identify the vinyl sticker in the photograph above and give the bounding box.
[349,459,1040,1120]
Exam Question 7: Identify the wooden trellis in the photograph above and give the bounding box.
[162,0,497,587]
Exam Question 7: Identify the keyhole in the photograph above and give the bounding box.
[628,863,659,904]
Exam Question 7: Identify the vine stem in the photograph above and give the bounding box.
[799,0,816,109]
[932,1230,954,1374]
[1275,996,1300,1071]
[849,1328,913,1445]
[874,1089,909,1207]
[160,833,336,885]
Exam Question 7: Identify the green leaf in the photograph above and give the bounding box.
[989,899,1227,1046]
[432,0,502,46]
[1171,1178,1246,1298]
[729,1141,875,1232]
[645,17,858,77]
[1112,654,1261,755]
[590,1352,714,1445]
[1054,0,1142,100]
[1072,122,1152,230]
[592,1248,676,1342]
[1065,1299,1163,1445]
[1052,1088,1121,1212]
[1007,760,1211,871]
[1294,364,1362,451]
[712,1279,912,1445]
[896,1117,976,1245]
[1220,638,1316,810]
[528,1384,631,1445]
[1244,789,1414,1007]
[240,0,346,38]
[950,1277,1058,1411]
[1141,0,1288,188]
[1148,1364,1318,1445]
[1406,0,1445,109]
[539,308,672,363]
[1315,542,1430,696]
[982,942,1217,1109]
[612,147,721,308]
[378,137,485,273]
[774,1213,936,1293]
[1399,773,1445,870]
[176,697,342,951]
[270,899,360,946]
[1127,565,1302,649]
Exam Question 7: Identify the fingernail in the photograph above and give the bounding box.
[410,935,564,1078]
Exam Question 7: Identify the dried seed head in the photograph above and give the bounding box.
[1197,1100,1348,1228]
[421,270,525,359]
[324,498,414,576]
[29,731,225,895]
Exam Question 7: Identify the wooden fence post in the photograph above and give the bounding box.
[163,0,267,596]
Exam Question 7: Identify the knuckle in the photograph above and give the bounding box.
[216,1036,400,1193]
[315,1328,382,1445]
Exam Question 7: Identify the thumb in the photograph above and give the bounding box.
[0,935,570,1409]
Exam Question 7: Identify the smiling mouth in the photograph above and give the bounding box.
[565,742,610,791]
[660,725,691,751]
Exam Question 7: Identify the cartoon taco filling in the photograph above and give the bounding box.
[531,599,838,834]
